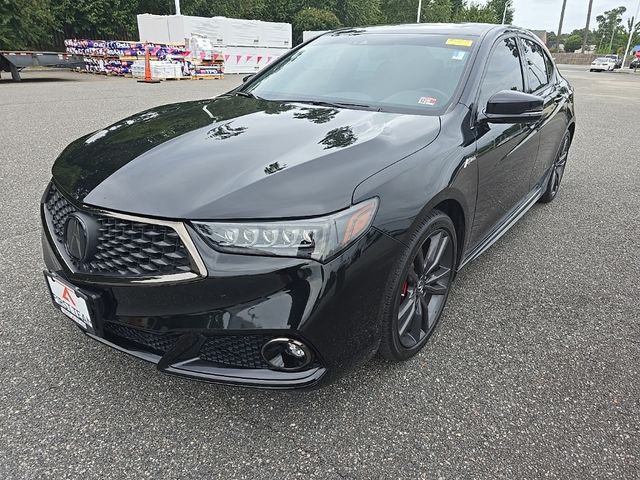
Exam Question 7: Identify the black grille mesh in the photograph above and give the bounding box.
[45,183,193,276]
[199,335,271,369]
[104,322,180,354]
[104,322,271,369]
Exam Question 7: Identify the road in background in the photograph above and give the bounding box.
[1,69,638,479]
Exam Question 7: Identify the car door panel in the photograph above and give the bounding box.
[471,120,539,247]
[468,35,539,249]
[519,36,567,188]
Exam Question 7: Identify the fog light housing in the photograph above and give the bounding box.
[261,338,312,371]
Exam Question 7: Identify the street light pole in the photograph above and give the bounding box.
[417,0,423,23]
[175,0,181,15]
[502,0,512,25]
[621,0,640,67]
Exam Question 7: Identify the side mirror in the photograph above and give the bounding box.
[242,74,254,83]
[482,90,543,124]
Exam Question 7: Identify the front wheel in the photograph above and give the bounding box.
[379,210,457,361]
[539,130,571,203]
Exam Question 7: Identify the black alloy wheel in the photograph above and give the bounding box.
[379,210,456,361]
[540,131,571,203]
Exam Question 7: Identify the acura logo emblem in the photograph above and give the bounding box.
[64,213,95,262]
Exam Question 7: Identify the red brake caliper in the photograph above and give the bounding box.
[400,280,408,298]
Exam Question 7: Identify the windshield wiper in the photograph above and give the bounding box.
[276,99,380,111]
[235,91,263,100]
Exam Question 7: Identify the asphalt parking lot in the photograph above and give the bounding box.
[1,66,639,479]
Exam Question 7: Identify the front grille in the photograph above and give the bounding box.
[44,183,194,277]
[104,322,180,354]
[199,335,270,369]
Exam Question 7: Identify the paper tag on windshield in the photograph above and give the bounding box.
[418,96,437,106]
[451,51,466,60]
[446,38,473,47]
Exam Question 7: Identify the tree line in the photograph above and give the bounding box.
[550,6,639,55]
[0,0,514,50]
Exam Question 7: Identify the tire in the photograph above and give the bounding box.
[378,210,457,361]
[539,130,571,204]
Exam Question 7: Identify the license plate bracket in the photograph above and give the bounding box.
[44,271,103,335]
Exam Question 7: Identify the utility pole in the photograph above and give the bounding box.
[417,0,423,23]
[175,0,181,15]
[582,0,594,53]
[621,0,640,67]
[557,0,568,51]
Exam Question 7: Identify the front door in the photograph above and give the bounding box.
[469,35,540,248]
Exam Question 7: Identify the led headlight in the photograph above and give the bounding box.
[192,198,378,262]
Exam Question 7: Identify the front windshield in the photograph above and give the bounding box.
[246,32,477,114]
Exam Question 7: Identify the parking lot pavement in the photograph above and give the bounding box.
[1,68,638,479]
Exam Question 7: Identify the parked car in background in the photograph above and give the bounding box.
[590,57,616,72]
[604,54,622,69]
[630,58,640,70]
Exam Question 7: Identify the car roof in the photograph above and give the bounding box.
[331,23,527,38]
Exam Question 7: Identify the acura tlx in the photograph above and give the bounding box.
[42,23,575,388]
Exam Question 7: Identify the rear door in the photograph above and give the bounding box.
[518,35,568,188]
[469,35,540,248]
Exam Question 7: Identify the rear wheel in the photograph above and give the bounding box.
[539,130,571,203]
[379,210,456,361]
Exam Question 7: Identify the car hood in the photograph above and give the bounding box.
[52,95,440,219]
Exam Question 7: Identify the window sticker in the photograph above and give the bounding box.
[446,38,473,47]
[418,96,437,106]
[451,51,466,61]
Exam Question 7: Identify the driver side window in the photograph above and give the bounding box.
[478,37,524,113]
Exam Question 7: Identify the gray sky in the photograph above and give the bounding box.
[510,0,640,33]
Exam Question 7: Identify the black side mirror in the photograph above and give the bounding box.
[242,74,254,83]
[482,90,543,124]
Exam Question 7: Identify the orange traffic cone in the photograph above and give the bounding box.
[137,43,161,84]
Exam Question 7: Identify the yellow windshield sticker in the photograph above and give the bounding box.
[446,38,473,47]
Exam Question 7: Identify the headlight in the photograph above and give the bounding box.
[192,198,378,262]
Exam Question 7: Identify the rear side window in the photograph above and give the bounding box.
[478,36,524,112]
[521,38,551,91]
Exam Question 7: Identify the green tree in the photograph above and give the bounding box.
[292,7,342,44]
[454,2,497,23]
[381,0,454,24]
[450,0,465,18]
[423,0,452,23]
[486,0,513,24]
[52,0,139,38]
[595,6,626,53]
[563,34,582,52]
[259,0,296,23]
[381,0,419,24]
[335,0,383,27]
[0,0,53,49]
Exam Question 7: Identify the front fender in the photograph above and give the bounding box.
[352,106,477,256]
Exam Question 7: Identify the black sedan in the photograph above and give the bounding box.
[42,23,575,388]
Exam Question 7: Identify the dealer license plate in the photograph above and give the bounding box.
[45,272,94,331]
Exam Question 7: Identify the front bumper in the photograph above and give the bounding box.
[41,187,402,389]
